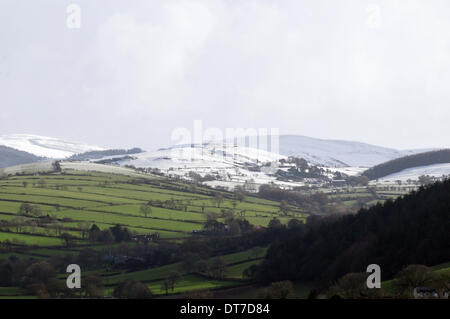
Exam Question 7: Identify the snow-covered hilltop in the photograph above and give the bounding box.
[2,133,447,190]
[278,135,427,167]
[93,143,288,191]
[0,133,429,167]
[118,135,430,170]
[0,134,104,159]
[120,143,285,170]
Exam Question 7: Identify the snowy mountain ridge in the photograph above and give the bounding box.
[1,133,447,190]
[0,133,436,170]
[278,135,431,167]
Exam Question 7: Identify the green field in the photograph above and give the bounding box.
[381,262,450,296]
[0,171,304,242]
[0,170,301,298]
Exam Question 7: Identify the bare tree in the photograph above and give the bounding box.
[212,193,224,208]
[139,204,152,218]
[78,221,91,239]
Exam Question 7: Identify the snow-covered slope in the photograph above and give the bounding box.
[0,134,104,159]
[377,163,450,182]
[112,143,293,191]
[278,135,428,167]
[117,143,285,170]
[0,133,430,167]
[126,135,428,170]
[98,135,432,174]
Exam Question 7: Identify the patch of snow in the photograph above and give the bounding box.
[116,143,286,170]
[322,166,367,177]
[0,134,104,159]
[378,163,450,182]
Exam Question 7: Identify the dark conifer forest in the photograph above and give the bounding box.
[256,179,450,285]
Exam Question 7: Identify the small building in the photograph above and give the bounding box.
[413,287,448,299]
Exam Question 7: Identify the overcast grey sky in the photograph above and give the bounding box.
[1,0,450,151]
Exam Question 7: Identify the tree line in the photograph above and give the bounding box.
[68,148,144,161]
[254,179,450,287]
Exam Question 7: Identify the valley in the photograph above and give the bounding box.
[0,134,448,299]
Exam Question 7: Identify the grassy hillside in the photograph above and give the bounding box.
[0,170,305,241]
[0,169,305,298]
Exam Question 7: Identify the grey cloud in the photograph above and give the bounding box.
[1,0,449,150]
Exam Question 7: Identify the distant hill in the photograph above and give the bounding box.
[257,179,450,284]
[362,149,450,180]
[278,135,429,167]
[68,148,144,161]
[116,135,430,172]
[0,145,43,168]
[0,133,434,168]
